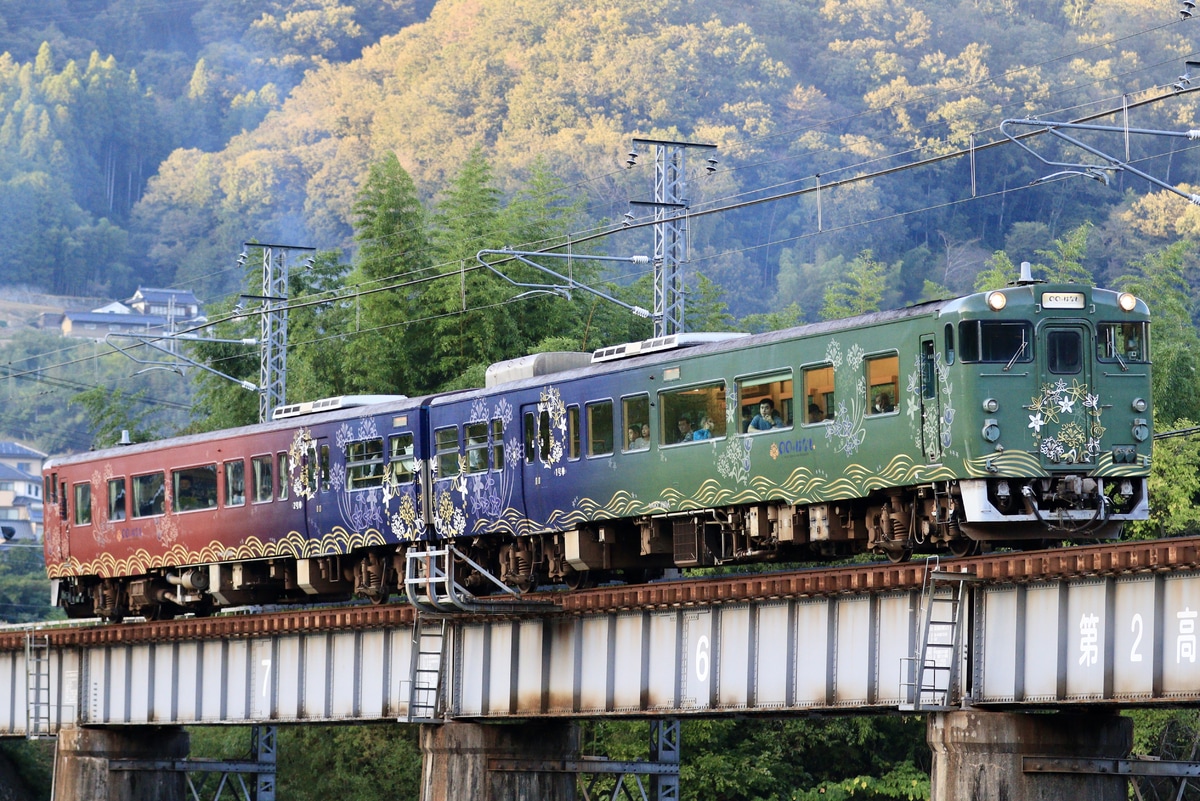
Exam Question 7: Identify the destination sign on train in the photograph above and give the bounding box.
[1042,292,1086,309]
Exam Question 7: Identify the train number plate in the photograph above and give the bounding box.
[1042,292,1085,309]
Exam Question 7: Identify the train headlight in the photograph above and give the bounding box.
[982,419,1001,442]
[1132,418,1149,442]
[986,291,1007,311]
[982,398,999,413]
[1118,292,1137,312]
[1132,397,1147,412]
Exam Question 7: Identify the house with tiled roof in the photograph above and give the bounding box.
[46,287,206,341]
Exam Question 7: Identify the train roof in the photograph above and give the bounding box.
[45,393,431,470]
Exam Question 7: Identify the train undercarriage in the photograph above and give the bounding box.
[55,475,1145,622]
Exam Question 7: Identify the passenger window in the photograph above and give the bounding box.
[623,394,651,451]
[802,365,834,425]
[133,472,165,518]
[866,354,899,416]
[1047,329,1082,374]
[277,452,290,500]
[347,438,385,488]
[492,418,505,469]
[108,478,126,521]
[319,444,331,491]
[174,465,217,511]
[738,373,790,434]
[465,422,489,474]
[74,483,91,525]
[587,400,614,456]
[252,456,273,503]
[944,324,955,365]
[567,406,580,460]
[389,434,414,482]
[225,460,245,507]
[436,426,460,478]
[661,381,728,443]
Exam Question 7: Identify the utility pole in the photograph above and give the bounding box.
[246,243,314,423]
[629,138,716,337]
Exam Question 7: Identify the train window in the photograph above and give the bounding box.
[739,373,791,433]
[174,465,217,511]
[132,472,165,518]
[347,438,385,489]
[389,434,415,482]
[523,412,536,464]
[252,456,274,503]
[1097,322,1148,363]
[662,380,728,443]
[45,475,55,504]
[865,354,899,416]
[492,418,505,469]
[1046,329,1082,374]
[277,453,290,500]
[539,409,552,462]
[802,365,834,425]
[623,394,651,451]
[108,478,126,522]
[566,406,580,460]
[958,321,1032,363]
[224,460,246,507]
[320,444,331,492]
[587,400,614,456]
[436,426,460,478]
[944,324,955,365]
[73,483,91,526]
[465,423,489,474]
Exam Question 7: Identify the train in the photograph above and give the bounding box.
[43,270,1152,620]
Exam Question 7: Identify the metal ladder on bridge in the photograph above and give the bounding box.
[900,558,975,711]
[406,615,447,723]
[403,544,556,614]
[25,631,52,739]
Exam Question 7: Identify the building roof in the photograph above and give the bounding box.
[127,287,202,307]
[0,442,46,460]
[64,311,168,327]
[0,463,38,482]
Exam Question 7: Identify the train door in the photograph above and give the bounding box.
[300,436,331,536]
[1037,322,1093,466]
[919,335,944,462]
[520,401,552,524]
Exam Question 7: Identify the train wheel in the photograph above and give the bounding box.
[949,538,980,558]
[145,603,177,621]
[564,568,595,591]
[885,546,913,564]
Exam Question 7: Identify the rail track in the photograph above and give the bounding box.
[5,536,1200,651]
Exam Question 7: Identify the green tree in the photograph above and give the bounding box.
[70,386,155,450]
[1036,221,1094,284]
[820,250,890,320]
[343,152,432,395]
[1115,241,1200,425]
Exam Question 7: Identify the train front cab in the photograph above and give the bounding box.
[952,281,1150,544]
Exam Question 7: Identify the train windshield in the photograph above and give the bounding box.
[958,321,1033,364]
[1097,322,1148,363]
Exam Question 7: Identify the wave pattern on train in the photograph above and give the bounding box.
[42,271,1152,620]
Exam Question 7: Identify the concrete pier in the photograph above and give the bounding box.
[419,721,580,801]
[928,710,1132,801]
[52,726,189,801]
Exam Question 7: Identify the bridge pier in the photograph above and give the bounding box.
[927,710,1132,801]
[52,725,189,801]
[419,720,580,801]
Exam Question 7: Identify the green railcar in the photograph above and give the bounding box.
[457,272,1150,582]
